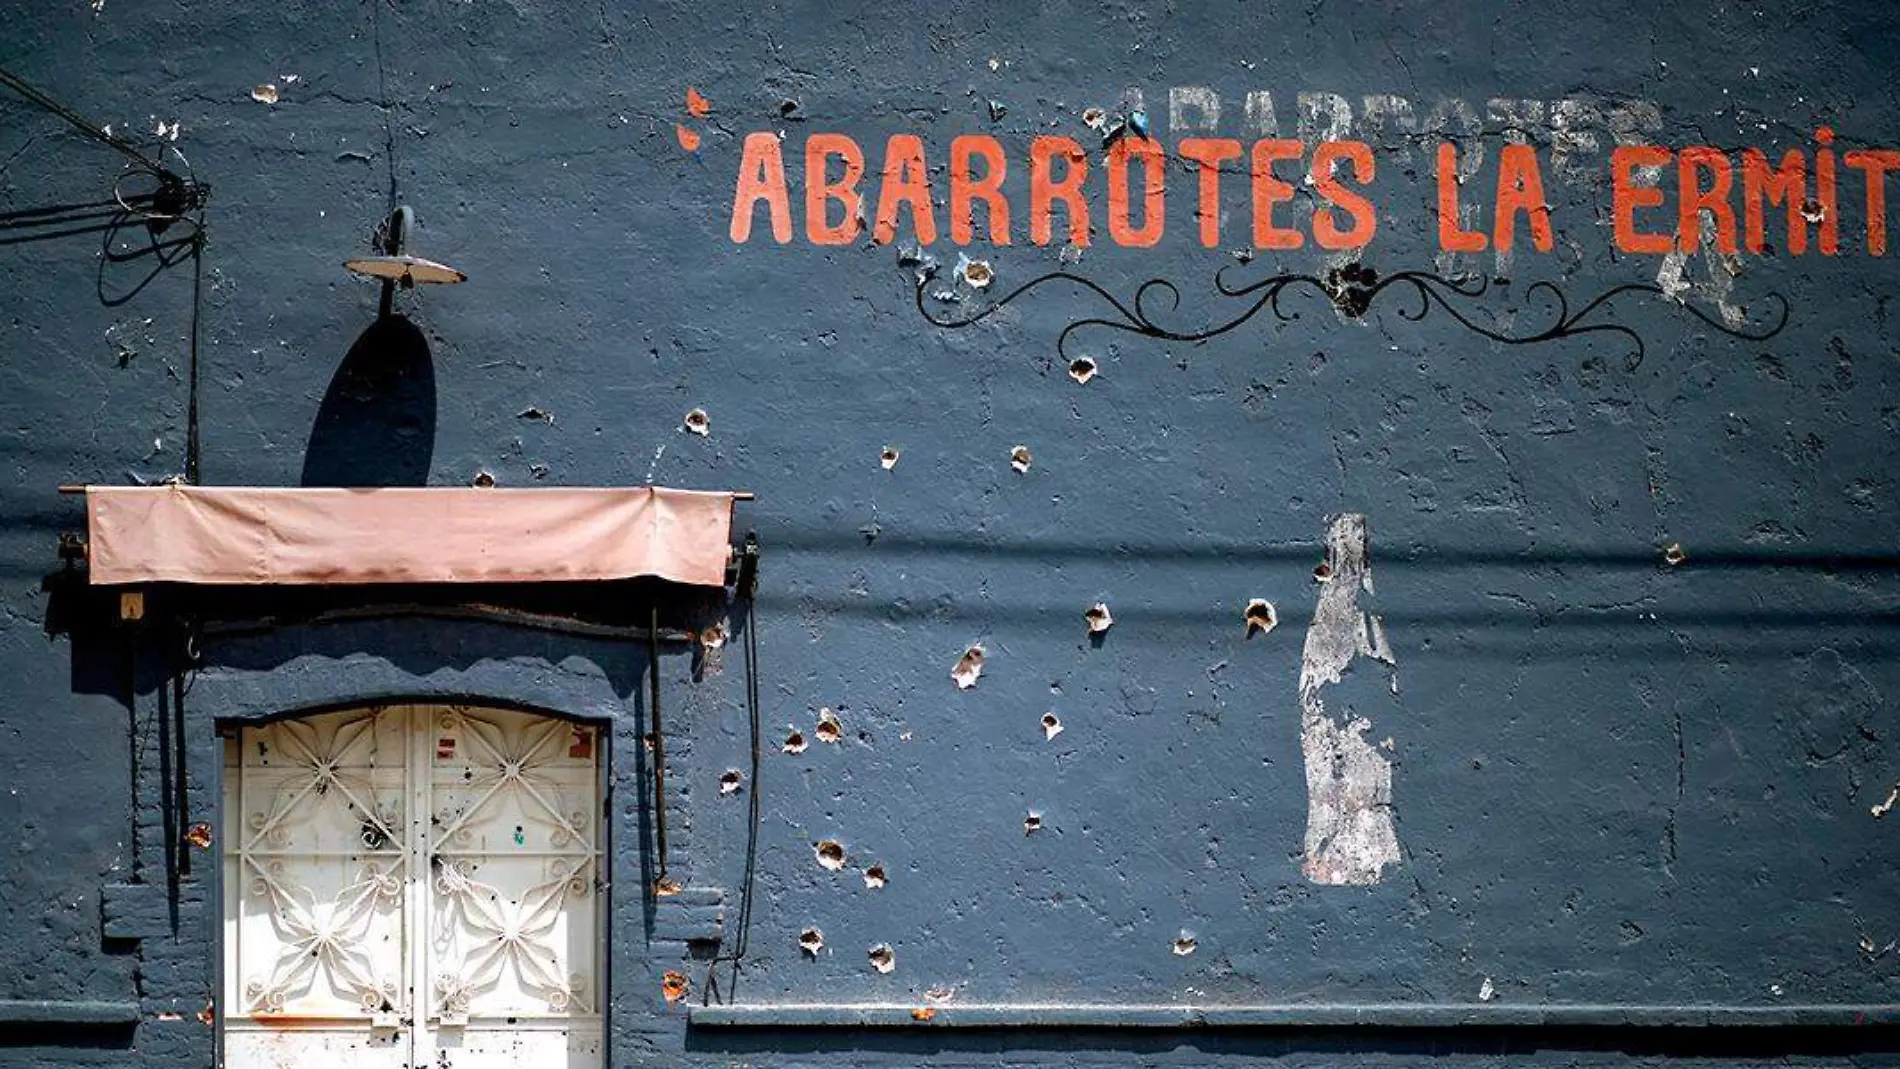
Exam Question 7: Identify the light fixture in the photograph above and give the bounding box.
[344,205,465,316]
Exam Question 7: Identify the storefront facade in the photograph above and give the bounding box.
[1,2,1897,1066]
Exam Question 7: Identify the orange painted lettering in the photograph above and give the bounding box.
[1311,140,1376,250]
[805,133,865,246]
[949,135,1010,244]
[1493,144,1554,253]
[1741,148,1806,255]
[1177,138,1241,247]
[1435,143,1486,253]
[1676,146,1737,254]
[1250,139,1304,250]
[1107,137,1166,247]
[873,134,937,246]
[730,132,791,243]
[1611,145,1673,254]
[1030,137,1090,246]
[1846,149,1900,255]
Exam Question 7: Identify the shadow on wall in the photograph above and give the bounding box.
[302,314,436,487]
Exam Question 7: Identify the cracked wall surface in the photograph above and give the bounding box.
[1,1,1899,1066]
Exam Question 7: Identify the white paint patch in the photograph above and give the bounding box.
[1298,513,1400,885]
[1244,90,1278,136]
[1295,91,1353,145]
[1169,86,1221,133]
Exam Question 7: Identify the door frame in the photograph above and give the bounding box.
[209,684,625,1069]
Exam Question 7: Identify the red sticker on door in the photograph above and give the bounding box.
[569,728,593,760]
[436,736,456,760]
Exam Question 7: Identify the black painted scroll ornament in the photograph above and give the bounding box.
[913,262,1789,371]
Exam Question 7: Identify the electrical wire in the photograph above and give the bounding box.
[0,66,173,177]
[0,66,209,482]
[650,604,669,887]
[703,593,763,1003]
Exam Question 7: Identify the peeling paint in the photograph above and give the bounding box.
[1298,513,1401,886]
[661,970,688,1002]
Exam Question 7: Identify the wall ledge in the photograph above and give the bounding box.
[0,1000,141,1026]
[689,1003,1900,1030]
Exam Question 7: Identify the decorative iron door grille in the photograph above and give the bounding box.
[222,704,604,1069]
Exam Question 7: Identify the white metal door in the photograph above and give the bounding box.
[223,704,604,1069]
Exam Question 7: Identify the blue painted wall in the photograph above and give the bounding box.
[2,1,1898,1064]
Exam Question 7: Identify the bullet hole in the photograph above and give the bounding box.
[1084,602,1114,634]
[815,839,847,870]
[1172,932,1197,956]
[1244,598,1278,637]
[867,943,896,974]
[1040,712,1063,740]
[880,446,901,470]
[951,644,986,689]
[1023,811,1043,834]
[683,407,710,436]
[517,405,553,423]
[1801,198,1826,224]
[1478,977,1497,1002]
[1082,107,1108,130]
[986,99,1008,123]
[719,770,743,795]
[1010,445,1033,473]
[251,84,279,105]
[863,864,888,889]
[783,729,808,754]
[957,255,994,289]
[1068,357,1098,384]
[184,822,214,850]
[911,1006,937,1021]
[779,98,804,121]
[654,877,682,897]
[196,1000,214,1025]
[661,970,688,1002]
[699,623,727,650]
[815,708,843,744]
[1663,542,1687,566]
[799,927,824,955]
[1312,561,1333,582]
[471,470,496,488]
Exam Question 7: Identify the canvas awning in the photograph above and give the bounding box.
[82,485,739,588]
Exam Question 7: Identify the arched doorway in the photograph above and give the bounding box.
[221,703,604,1068]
